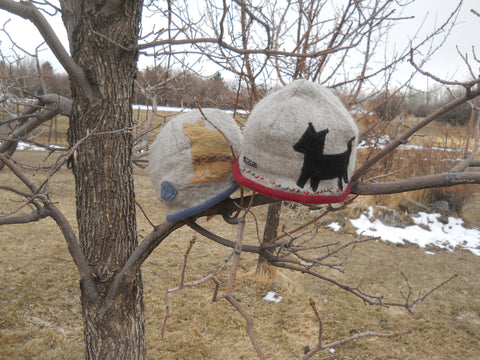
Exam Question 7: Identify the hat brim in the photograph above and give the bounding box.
[166,182,239,222]
[233,161,350,205]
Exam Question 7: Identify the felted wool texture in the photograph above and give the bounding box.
[149,108,242,222]
[234,79,358,204]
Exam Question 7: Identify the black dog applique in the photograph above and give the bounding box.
[293,122,355,192]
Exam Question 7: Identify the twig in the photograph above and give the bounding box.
[0,152,38,193]
[0,152,100,305]
[407,273,458,313]
[269,254,456,311]
[196,101,236,157]
[302,329,412,359]
[225,217,244,295]
[163,217,266,358]
[0,0,94,100]
[352,86,480,182]
[409,47,480,88]
[179,236,196,289]
[215,217,267,360]
[308,298,323,348]
[161,274,220,337]
[276,195,357,241]
[135,199,156,229]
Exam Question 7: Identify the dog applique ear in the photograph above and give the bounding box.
[293,122,316,154]
[293,123,329,191]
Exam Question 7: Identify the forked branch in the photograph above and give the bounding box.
[160,217,267,359]
[0,152,99,304]
[301,298,411,359]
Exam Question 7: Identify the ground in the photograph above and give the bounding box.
[1,150,479,359]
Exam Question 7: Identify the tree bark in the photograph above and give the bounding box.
[256,202,282,276]
[61,1,144,359]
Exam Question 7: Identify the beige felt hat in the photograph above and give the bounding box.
[234,80,358,204]
[150,109,242,221]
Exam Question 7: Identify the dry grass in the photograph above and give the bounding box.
[2,115,480,359]
[355,115,479,212]
[1,147,480,360]
[31,108,242,150]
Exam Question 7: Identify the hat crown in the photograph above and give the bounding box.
[234,80,358,204]
[149,109,242,221]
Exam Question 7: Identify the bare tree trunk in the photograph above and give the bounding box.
[62,2,145,359]
[256,201,282,276]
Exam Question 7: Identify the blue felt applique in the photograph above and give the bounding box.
[161,181,177,201]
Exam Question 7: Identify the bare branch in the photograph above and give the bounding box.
[276,196,357,241]
[302,329,411,359]
[161,217,267,358]
[0,152,39,193]
[214,217,266,359]
[179,236,196,289]
[268,250,455,312]
[0,0,94,100]
[161,271,221,338]
[100,220,183,314]
[0,94,71,170]
[225,216,244,295]
[408,274,458,313]
[185,218,262,253]
[0,152,99,304]
[161,237,227,337]
[302,297,410,359]
[352,86,480,182]
[409,48,480,89]
[352,171,480,195]
[46,202,100,305]
[0,207,51,225]
[138,34,355,59]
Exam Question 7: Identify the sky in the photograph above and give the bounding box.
[0,0,477,89]
[392,0,479,87]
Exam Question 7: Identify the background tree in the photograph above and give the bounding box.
[0,1,479,359]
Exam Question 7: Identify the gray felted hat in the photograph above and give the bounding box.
[150,109,242,222]
[233,79,358,204]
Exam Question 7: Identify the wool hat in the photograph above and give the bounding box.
[149,109,242,222]
[233,79,358,204]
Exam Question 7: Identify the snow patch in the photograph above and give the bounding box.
[327,222,342,232]
[350,208,480,256]
[132,104,248,114]
[262,291,283,303]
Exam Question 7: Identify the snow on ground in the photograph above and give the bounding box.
[348,207,480,256]
[16,142,45,151]
[262,291,283,303]
[327,222,342,232]
[8,106,478,258]
[132,104,248,114]
[132,104,192,112]
[16,142,66,152]
[357,134,465,153]
[13,135,480,258]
